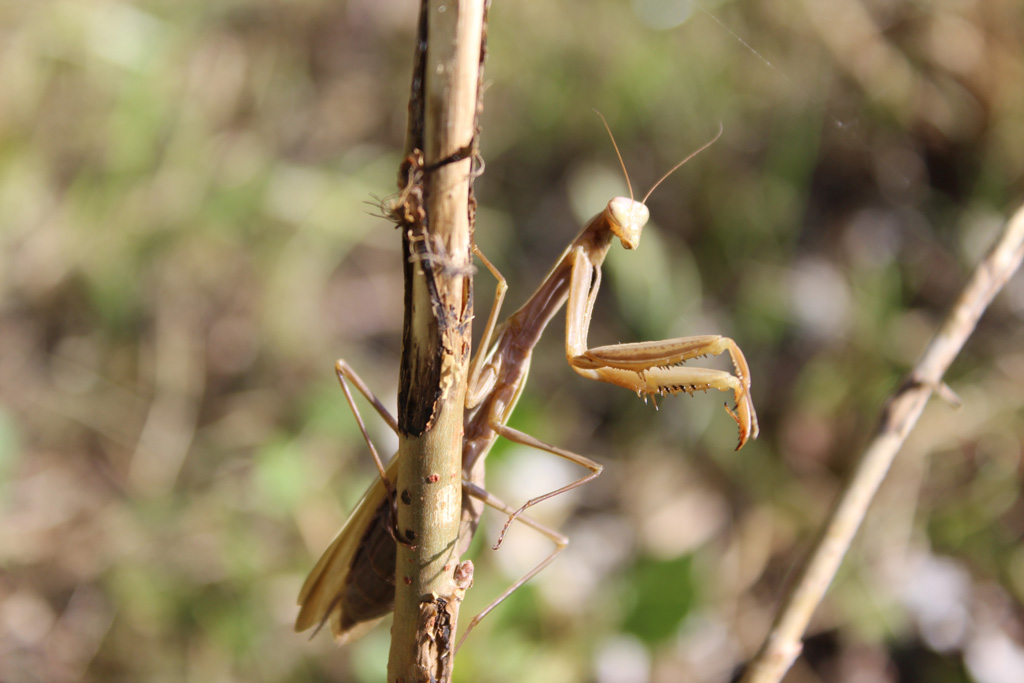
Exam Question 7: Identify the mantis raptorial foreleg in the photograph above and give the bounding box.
[564,247,759,447]
[489,251,758,544]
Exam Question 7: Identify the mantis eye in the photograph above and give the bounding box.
[607,197,649,250]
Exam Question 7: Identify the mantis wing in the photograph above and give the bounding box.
[295,454,399,642]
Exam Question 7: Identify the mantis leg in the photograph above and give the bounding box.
[577,336,759,447]
[466,244,509,408]
[334,361,411,548]
[564,249,759,448]
[489,422,603,550]
[456,480,569,652]
[335,359,399,486]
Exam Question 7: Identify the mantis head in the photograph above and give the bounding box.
[606,197,650,250]
[595,112,724,251]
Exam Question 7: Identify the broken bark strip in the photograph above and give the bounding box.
[388,1,487,681]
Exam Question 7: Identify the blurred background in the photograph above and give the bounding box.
[2,0,1023,681]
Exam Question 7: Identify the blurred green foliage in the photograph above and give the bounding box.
[2,1,1023,682]
[621,554,697,645]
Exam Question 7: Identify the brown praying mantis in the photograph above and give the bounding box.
[295,119,759,649]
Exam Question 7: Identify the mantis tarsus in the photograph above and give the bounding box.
[295,120,759,649]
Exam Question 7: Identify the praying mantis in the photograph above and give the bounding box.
[295,120,759,649]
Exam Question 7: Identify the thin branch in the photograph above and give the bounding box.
[742,203,1024,683]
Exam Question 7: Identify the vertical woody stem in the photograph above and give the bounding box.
[388,1,486,681]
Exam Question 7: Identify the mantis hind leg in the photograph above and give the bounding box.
[488,421,603,551]
[456,480,569,653]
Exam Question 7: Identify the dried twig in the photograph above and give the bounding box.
[742,203,1024,683]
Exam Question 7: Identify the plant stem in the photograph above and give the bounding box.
[387,1,487,681]
[742,202,1024,683]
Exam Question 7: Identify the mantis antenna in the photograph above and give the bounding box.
[593,110,724,204]
[593,110,634,201]
[643,121,723,203]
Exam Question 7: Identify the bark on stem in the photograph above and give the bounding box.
[388,1,486,681]
[742,202,1024,683]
